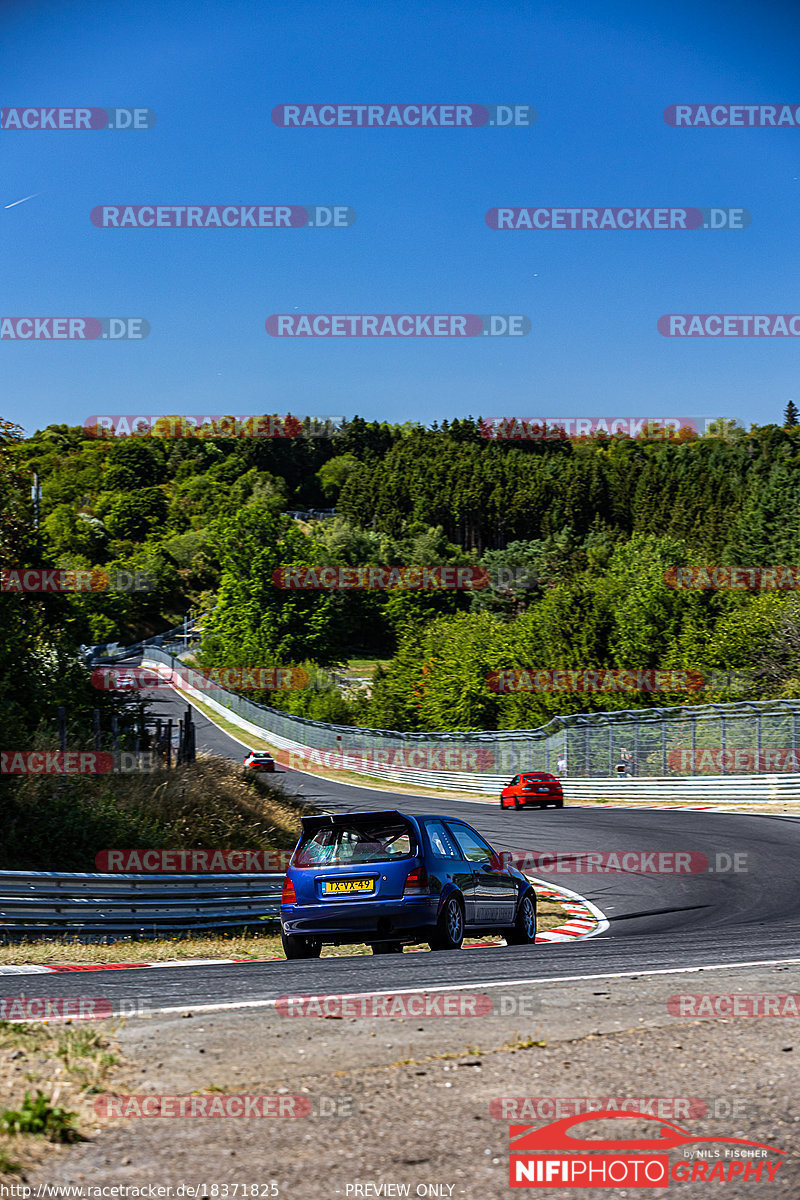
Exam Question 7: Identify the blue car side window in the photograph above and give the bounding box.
[424,820,459,858]
[448,823,494,865]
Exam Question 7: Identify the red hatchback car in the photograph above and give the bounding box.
[500,772,564,810]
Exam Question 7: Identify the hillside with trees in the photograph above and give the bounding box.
[2,411,800,743]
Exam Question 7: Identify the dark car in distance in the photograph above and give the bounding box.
[500,772,564,810]
[279,809,537,958]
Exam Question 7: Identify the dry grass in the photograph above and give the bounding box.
[18,752,304,850]
[0,930,284,966]
[0,1022,121,1176]
[130,752,304,848]
[1,754,306,872]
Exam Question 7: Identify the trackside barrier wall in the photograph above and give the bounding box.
[83,612,209,665]
[141,652,800,802]
[0,872,283,937]
[0,871,602,944]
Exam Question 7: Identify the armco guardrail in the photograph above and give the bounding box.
[0,872,282,938]
[82,611,210,665]
[560,775,800,805]
[141,655,800,804]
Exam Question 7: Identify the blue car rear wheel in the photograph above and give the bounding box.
[506,892,537,945]
[429,895,464,951]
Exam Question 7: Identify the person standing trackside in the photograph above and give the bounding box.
[556,752,567,777]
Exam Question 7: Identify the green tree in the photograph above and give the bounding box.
[198,505,344,687]
[316,454,360,503]
[103,488,168,541]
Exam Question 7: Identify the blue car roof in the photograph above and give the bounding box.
[299,810,472,832]
[300,808,417,830]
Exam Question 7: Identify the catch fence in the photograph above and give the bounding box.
[142,649,800,780]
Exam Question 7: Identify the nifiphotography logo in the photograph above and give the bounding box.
[508,1110,785,1188]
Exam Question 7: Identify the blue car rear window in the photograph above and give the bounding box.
[294,819,416,867]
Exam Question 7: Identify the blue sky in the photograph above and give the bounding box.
[1,0,798,435]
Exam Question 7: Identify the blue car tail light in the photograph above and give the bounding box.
[403,861,430,895]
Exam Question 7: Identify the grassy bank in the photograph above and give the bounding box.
[0,754,305,872]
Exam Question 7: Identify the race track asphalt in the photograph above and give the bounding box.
[8,681,800,1008]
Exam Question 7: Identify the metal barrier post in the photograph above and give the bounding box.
[661,712,667,775]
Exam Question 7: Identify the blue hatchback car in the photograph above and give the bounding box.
[279,809,537,958]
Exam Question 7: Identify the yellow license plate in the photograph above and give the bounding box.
[322,878,375,895]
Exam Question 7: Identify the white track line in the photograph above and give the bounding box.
[140,957,800,1018]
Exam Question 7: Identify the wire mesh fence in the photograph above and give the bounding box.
[142,648,800,779]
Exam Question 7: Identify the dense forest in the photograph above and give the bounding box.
[2,412,800,747]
